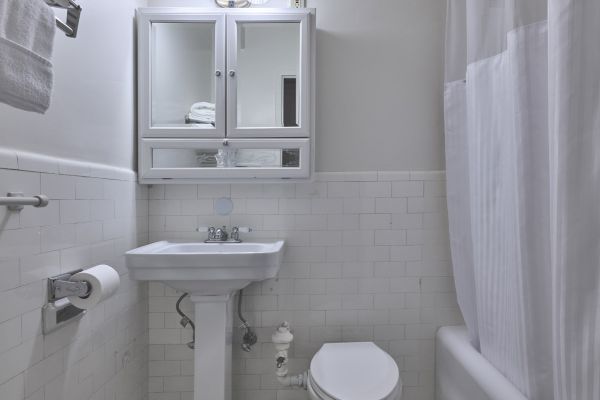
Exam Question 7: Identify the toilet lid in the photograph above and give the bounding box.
[310,342,400,400]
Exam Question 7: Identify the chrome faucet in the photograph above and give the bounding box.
[197,226,252,243]
[214,226,228,241]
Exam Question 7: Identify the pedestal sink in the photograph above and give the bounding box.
[125,240,285,400]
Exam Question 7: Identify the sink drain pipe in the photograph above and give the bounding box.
[237,289,258,352]
[272,322,308,389]
[176,293,195,349]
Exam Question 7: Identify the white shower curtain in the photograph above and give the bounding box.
[444,1,600,399]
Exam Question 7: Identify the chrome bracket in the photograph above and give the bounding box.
[44,0,82,38]
[43,269,89,335]
[64,5,82,38]
[47,270,90,302]
[6,192,24,211]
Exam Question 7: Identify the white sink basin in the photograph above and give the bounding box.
[125,240,285,295]
[127,239,285,400]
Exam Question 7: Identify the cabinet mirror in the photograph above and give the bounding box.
[152,22,217,128]
[235,22,300,128]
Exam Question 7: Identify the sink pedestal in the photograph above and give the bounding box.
[190,294,233,400]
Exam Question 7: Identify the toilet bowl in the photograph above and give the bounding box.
[307,342,402,400]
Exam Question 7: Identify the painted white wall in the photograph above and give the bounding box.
[0,0,145,170]
[310,0,446,171]
[0,0,445,172]
[148,0,447,172]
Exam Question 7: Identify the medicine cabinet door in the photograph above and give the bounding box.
[226,12,311,138]
[140,138,310,180]
[139,11,226,138]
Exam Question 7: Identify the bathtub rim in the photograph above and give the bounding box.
[436,325,528,400]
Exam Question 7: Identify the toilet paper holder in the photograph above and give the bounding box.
[47,269,91,301]
[43,269,89,335]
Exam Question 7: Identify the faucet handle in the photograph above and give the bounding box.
[197,226,216,241]
[230,226,252,242]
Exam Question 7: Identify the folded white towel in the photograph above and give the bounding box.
[190,109,215,118]
[186,112,214,125]
[0,0,55,113]
[190,102,215,112]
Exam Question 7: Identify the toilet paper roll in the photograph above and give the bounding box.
[67,265,120,309]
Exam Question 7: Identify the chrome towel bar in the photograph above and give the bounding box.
[44,0,82,38]
[0,192,50,211]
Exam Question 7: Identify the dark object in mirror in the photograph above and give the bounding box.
[282,76,298,127]
[282,149,300,167]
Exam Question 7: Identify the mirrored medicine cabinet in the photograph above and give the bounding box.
[137,8,315,183]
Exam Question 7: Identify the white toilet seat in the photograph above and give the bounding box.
[308,374,402,400]
[307,342,402,400]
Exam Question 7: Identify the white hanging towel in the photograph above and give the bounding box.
[0,0,56,113]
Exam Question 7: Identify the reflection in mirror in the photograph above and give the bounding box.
[282,76,298,127]
[152,148,300,168]
[153,149,218,168]
[236,22,300,128]
[152,23,216,127]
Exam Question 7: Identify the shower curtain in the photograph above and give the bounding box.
[444,1,600,399]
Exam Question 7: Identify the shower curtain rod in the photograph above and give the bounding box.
[44,0,82,38]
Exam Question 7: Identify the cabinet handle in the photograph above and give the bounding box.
[229,70,236,77]
[215,70,222,77]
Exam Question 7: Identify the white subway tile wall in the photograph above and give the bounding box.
[147,171,462,400]
[0,156,149,400]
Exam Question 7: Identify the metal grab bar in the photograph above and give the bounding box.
[0,192,50,211]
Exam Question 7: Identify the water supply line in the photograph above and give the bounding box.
[272,322,308,389]
[237,289,258,352]
[176,293,195,349]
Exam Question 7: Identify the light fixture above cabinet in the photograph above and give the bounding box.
[215,0,250,8]
[136,8,315,183]
[214,0,272,7]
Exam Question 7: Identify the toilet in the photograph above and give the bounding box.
[272,323,402,399]
[307,342,402,400]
